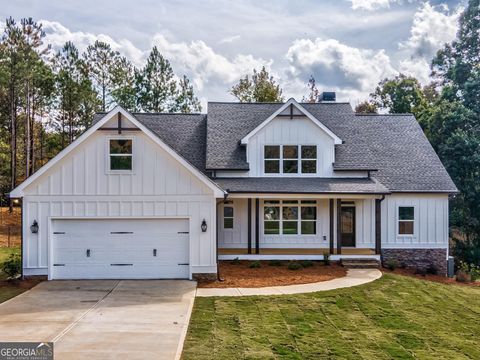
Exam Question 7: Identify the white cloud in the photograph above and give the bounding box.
[40,20,145,65]
[399,3,460,58]
[218,35,241,44]
[285,38,397,101]
[152,34,271,92]
[398,3,460,83]
[350,0,391,11]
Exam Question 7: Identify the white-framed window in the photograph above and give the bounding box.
[264,200,317,235]
[264,145,317,174]
[223,204,234,229]
[109,138,133,171]
[398,206,414,235]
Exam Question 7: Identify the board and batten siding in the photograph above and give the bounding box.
[246,116,336,177]
[381,194,449,248]
[21,129,217,276]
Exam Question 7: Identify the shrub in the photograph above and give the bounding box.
[426,263,438,275]
[323,252,331,266]
[231,257,240,265]
[288,262,302,270]
[385,259,399,271]
[268,260,283,266]
[300,260,314,268]
[249,260,261,269]
[457,261,480,282]
[1,253,21,279]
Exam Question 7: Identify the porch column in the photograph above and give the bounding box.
[329,199,334,254]
[336,199,342,254]
[375,198,381,255]
[255,198,260,254]
[248,198,252,254]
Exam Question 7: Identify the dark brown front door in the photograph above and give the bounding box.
[340,206,356,247]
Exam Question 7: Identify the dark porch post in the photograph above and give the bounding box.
[375,198,381,255]
[329,199,334,254]
[255,198,260,254]
[336,199,342,255]
[248,198,252,254]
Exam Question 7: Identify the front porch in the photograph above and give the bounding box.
[218,247,379,261]
[217,194,384,261]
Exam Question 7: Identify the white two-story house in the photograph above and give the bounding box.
[10,96,457,280]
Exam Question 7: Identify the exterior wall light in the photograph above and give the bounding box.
[201,219,207,232]
[30,220,39,234]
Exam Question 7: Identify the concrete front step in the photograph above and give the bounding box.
[341,259,380,269]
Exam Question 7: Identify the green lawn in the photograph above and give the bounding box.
[0,246,25,303]
[182,274,480,360]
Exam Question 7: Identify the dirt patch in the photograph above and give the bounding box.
[0,207,21,247]
[382,267,480,287]
[198,260,347,288]
[0,277,43,304]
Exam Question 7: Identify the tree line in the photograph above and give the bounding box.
[0,17,201,208]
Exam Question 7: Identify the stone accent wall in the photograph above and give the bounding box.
[192,273,217,282]
[381,248,447,275]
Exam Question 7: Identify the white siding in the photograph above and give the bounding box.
[381,194,449,248]
[246,116,336,177]
[354,199,376,248]
[22,128,218,277]
[217,199,250,248]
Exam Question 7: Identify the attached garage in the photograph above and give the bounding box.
[50,218,190,280]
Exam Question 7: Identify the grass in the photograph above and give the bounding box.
[0,246,27,303]
[182,274,480,359]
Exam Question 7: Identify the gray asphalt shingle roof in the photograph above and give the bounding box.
[93,101,457,193]
[214,177,390,194]
[205,102,457,193]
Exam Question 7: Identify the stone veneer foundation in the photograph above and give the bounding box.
[381,248,447,275]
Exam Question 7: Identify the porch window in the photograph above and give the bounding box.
[398,206,414,235]
[223,206,234,229]
[109,139,132,171]
[264,145,317,174]
[264,200,317,235]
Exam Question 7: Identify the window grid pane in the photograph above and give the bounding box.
[110,156,132,170]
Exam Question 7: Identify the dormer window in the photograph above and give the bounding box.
[264,145,317,174]
[109,139,133,171]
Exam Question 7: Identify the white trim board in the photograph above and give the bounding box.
[10,106,225,198]
[240,98,342,145]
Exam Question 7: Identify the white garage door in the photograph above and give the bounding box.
[51,219,189,279]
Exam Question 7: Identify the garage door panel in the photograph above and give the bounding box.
[51,219,190,279]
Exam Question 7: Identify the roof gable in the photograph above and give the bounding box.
[240,98,342,145]
[10,106,225,197]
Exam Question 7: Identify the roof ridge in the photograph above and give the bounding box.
[355,113,414,116]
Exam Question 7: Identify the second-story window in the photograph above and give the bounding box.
[110,139,133,171]
[264,145,317,174]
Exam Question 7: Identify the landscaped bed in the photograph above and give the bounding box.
[183,273,480,359]
[0,246,42,304]
[197,260,347,288]
[383,267,480,287]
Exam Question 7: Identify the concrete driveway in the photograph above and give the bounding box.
[0,280,196,360]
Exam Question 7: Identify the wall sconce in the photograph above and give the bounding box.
[201,219,207,232]
[30,220,39,234]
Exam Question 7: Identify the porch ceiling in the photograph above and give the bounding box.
[214,177,390,195]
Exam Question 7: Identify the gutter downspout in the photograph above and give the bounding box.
[376,194,386,257]
[215,191,229,281]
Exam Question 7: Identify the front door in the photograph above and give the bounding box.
[340,206,356,247]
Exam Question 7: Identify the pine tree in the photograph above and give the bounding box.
[84,40,121,111]
[110,56,137,112]
[302,76,320,103]
[175,75,201,113]
[136,46,178,112]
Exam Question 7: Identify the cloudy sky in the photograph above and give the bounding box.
[1,0,465,108]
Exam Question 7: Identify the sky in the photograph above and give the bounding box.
[0,0,465,108]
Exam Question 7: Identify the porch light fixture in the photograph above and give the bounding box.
[201,219,207,232]
[30,220,39,234]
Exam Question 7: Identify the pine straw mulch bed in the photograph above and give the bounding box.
[0,277,44,304]
[382,267,480,287]
[197,260,347,288]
